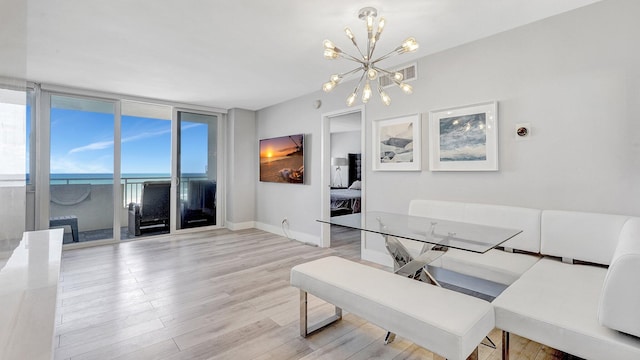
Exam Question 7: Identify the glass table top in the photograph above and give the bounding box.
[318,211,522,254]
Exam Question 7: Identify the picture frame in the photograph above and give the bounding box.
[429,101,498,171]
[259,134,305,183]
[372,114,421,171]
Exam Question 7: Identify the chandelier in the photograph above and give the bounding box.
[322,7,419,106]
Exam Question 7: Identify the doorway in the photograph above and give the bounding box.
[320,106,365,250]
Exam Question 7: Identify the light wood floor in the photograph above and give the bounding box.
[54,227,564,360]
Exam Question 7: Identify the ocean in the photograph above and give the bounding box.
[47,173,207,185]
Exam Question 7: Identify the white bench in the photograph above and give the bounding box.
[290,256,494,360]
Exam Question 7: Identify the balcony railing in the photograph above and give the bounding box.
[50,174,208,207]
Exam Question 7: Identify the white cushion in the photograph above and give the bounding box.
[408,200,541,253]
[493,258,640,360]
[440,248,540,285]
[407,200,541,285]
[409,199,465,221]
[291,256,494,360]
[598,217,640,337]
[464,203,541,253]
[541,210,630,265]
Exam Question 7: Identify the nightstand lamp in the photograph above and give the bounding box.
[331,157,348,187]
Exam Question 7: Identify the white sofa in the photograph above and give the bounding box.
[405,200,640,359]
[493,211,640,360]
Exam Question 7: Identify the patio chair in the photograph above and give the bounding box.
[181,180,216,228]
[128,181,171,236]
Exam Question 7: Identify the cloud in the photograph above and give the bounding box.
[68,140,114,154]
[67,123,204,155]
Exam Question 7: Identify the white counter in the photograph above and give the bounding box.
[0,229,64,360]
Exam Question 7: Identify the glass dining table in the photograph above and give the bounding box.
[318,211,523,346]
[319,211,521,273]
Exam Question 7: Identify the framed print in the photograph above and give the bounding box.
[372,114,421,171]
[259,134,304,183]
[429,101,498,171]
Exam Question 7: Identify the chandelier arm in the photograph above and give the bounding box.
[339,66,366,78]
[340,51,367,64]
[368,39,378,61]
[372,66,402,86]
[370,47,403,64]
[350,39,367,60]
[372,66,395,77]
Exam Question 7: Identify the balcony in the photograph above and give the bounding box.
[49,174,209,243]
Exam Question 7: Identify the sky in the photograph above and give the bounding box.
[48,108,209,175]
[259,134,303,160]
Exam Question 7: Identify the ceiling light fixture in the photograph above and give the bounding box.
[322,7,419,106]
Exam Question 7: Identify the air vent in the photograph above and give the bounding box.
[379,63,417,88]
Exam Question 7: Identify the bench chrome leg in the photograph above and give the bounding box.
[502,331,509,360]
[299,290,342,337]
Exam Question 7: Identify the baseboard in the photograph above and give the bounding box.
[362,248,393,267]
[226,220,255,231]
[255,222,321,247]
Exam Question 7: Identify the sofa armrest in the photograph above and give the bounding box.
[598,217,640,337]
[128,202,140,214]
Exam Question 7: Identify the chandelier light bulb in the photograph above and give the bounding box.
[377,17,385,36]
[366,16,374,33]
[362,81,372,103]
[399,82,413,94]
[330,74,342,83]
[380,90,391,106]
[393,72,403,82]
[367,68,378,80]
[323,39,336,50]
[346,92,358,107]
[323,48,339,59]
[400,37,419,53]
[344,27,355,40]
[322,81,336,93]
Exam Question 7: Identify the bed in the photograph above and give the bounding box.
[330,153,361,216]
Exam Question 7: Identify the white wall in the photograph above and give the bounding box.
[0,0,27,242]
[226,109,256,229]
[0,87,27,241]
[254,0,640,261]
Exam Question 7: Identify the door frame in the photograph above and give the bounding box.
[37,90,121,246]
[171,107,225,233]
[320,106,366,248]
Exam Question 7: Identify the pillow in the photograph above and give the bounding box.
[348,180,361,190]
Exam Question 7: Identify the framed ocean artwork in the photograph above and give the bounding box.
[429,101,498,171]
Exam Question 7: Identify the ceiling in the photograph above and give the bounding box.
[4,0,601,111]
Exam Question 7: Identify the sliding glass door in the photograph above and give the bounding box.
[121,101,172,239]
[36,90,223,244]
[176,111,218,230]
[49,95,115,243]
